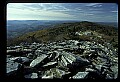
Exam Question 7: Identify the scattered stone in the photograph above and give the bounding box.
[6,40,118,79]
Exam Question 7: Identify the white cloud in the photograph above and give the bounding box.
[7,4,75,20]
[86,3,102,7]
[7,3,118,22]
[93,5,102,7]
[111,11,118,13]
[39,3,70,12]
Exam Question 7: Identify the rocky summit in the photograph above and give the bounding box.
[6,40,118,79]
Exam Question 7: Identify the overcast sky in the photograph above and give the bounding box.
[7,3,118,22]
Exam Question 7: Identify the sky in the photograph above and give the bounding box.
[7,3,118,22]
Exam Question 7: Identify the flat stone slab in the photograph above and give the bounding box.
[30,54,48,67]
[43,61,57,67]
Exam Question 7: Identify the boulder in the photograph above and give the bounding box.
[75,57,90,66]
[6,60,23,78]
[9,57,30,64]
[30,54,48,68]
[68,56,90,72]
[42,70,54,79]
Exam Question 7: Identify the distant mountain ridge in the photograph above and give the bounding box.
[95,22,118,28]
[7,20,80,39]
[7,21,118,49]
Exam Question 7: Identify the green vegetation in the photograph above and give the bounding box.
[7,21,118,49]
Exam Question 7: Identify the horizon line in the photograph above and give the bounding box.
[7,20,118,23]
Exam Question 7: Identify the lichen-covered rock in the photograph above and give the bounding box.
[42,68,70,79]
[72,72,89,79]
[42,70,54,79]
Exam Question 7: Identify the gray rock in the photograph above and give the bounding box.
[61,55,69,66]
[20,57,30,64]
[74,40,79,45]
[7,55,12,58]
[6,60,22,76]
[35,49,43,54]
[51,68,70,78]
[94,64,103,72]
[53,51,60,60]
[30,54,48,67]
[7,50,16,53]
[105,74,114,79]
[57,60,69,71]
[24,73,38,79]
[23,49,32,52]
[72,72,89,79]
[42,68,70,79]
[75,57,90,66]
[62,52,76,63]
[42,70,54,79]
[9,57,30,64]
[27,53,33,59]
[55,68,70,77]
[110,64,118,79]
[7,49,31,56]
[6,40,118,79]
[30,45,37,50]
[43,61,57,67]
[47,51,60,61]
[59,42,66,46]
[67,56,90,72]
[64,55,74,64]
[85,68,95,72]
[97,56,107,63]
